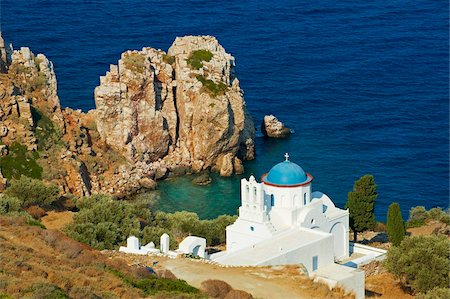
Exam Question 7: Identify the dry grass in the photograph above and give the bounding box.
[0,216,142,298]
[365,273,413,299]
[40,211,74,230]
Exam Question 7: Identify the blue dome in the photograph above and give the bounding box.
[264,160,308,185]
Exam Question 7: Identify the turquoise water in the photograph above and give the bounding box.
[3,0,448,221]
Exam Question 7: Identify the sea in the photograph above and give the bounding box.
[2,0,448,221]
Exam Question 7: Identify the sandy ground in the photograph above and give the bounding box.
[162,259,309,299]
[407,220,445,237]
[104,251,354,299]
[41,211,74,229]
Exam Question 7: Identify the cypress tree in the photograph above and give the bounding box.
[387,202,405,246]
[345,174,377,242]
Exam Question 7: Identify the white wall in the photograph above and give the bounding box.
[226,219,274,252]
[257,233,334,274]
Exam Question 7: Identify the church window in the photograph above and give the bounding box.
[303,193,307,205]
[270,194,275,206]
[246,185,249,200]
[253,187,257,201]
[312,256,318,271]
[250,226,254,231]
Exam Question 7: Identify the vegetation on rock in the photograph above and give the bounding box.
[0,142,42,179]
[386,202,405,246]
[345,174,377,242]
[162,54,175,65]
[187,50,213,69]
[31,107,61,150]
[123,52,146,73]
[384,235,449,294]
[196,75,228,97]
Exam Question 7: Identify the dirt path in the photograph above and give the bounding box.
[162,259,309,299]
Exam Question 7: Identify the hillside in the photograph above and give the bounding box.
[0,215,204,299]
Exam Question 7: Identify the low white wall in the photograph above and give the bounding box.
[315,264,365,299]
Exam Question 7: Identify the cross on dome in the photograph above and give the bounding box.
[284,153,289,161]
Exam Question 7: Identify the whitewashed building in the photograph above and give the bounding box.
[213,154,349,271]
[212,154,365,298]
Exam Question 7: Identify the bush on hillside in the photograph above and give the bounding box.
[0,195,22,215]
[384,235,449,293]
[416,287,450,299]
[65,195,144,249]
[406,206,450,227]
[4,176,59,207]
[406,206,428,227]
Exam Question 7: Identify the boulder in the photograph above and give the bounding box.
[261,115,291,138]
[138,177,157,190]
[192,173,212,186]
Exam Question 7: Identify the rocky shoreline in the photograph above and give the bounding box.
[0,33,256,197]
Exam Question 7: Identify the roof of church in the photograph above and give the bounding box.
[264,156,309,186]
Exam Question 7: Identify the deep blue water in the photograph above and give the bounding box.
[2,0,448,221]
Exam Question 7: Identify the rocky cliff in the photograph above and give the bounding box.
[0,33,255,196]
[95,36,255,176]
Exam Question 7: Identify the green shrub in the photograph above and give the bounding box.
[5,176,59,207]
[66,195,144,249]
[186,50,213,70]
[196,75,228,97]
[123,52,146,73]
[0,142,43,179]
[26,218,46,229]
[29,283,69,299]
[406,206,450,227]
[384,235,449,293]
[386,202,405,246]
[0,195,22,215]
[107,266,201,297]
[416,287,450,299]
[406,206,428,227]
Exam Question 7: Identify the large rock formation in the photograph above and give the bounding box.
[0,33,255,197]
[95,36,255,176]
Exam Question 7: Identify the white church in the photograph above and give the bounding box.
[212,153,350,273]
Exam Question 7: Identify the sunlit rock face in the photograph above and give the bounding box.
[95,36,255,176]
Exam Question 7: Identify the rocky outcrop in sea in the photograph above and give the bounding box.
[261,115,291,138]
[0,33,255,196]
